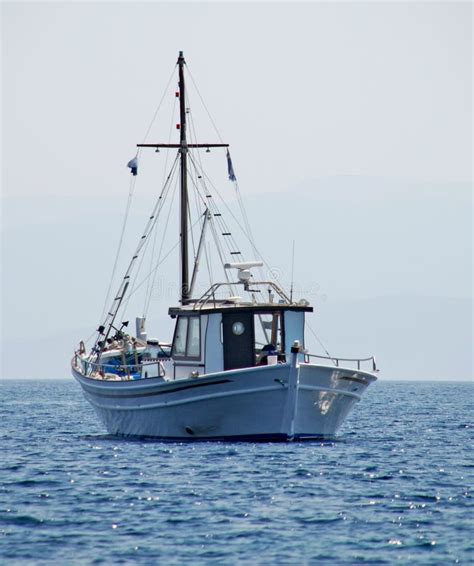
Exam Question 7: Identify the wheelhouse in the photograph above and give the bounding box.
[169,303,313,379]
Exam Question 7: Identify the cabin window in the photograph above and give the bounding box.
[232,321,245,336]
[186,316,201,358]
[172,316,201,359]
[254,312,283,365]
[173,317,188,357]
[254,312,282,351]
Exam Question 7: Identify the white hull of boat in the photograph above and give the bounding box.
[71,363,376,440]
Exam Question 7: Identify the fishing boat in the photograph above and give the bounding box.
[71,52,378,440]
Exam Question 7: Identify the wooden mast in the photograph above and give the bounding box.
[137,51,229,305]
[178,51,189,305]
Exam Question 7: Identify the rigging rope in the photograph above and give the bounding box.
[185,92,242,259]
[95,58,297,349]
[92,61,177,351]
[186,67,225,144]
[99,173,138,323]
[184,75,266,301]
[305,320,335,364]
[234,178,266,282]
[185,148,215,290]
[141,64,178,145]
[187,188,197,261]
[92,154,180,356]
[205,241,214,283]
[143,163,179,317]
[143,94,179,313]
[186,96,220,291]
[187,154,237,296]
[187,163,231,290]
[123,214,205,303]
[121,154,180,317]
[188,154,287,299]
[189,157,238,258]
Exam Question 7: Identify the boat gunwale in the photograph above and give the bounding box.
[71,359,377,397]
[72,371,364,411]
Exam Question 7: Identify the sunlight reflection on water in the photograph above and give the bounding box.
[0,380,472,564]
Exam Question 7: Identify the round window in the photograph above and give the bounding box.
[232,321,245,336]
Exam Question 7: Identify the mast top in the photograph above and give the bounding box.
[137,52,228,305]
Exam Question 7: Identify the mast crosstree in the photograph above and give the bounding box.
[138,51,228,305]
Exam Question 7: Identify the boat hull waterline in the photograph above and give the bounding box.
[72,361,376,441]
[71,52,378,441]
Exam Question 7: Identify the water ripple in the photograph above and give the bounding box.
[0,380,472,564]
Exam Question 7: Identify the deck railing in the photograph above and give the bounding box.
[304,353,378,373]
[73,356,170,380]
[73,351,377,380]
[193,280,291,309]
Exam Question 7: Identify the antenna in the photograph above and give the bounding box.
[290,240,295,303]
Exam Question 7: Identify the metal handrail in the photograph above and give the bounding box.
[194,280,292,310]
[73,355,169,380]
[304,352,378,372]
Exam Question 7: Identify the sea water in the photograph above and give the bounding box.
[1,380,472,564]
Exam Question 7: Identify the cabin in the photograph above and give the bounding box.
[168,302,313,379]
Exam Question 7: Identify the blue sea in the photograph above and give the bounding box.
[0,380,472,565]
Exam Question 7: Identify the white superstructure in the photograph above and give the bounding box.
[71,52,378,440]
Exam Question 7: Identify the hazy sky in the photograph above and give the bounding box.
[1,1,472,379]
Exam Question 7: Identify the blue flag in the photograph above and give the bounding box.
[127,157,138,176]
[226,150,236,182]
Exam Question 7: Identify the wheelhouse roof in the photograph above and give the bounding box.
[168,302,313,317]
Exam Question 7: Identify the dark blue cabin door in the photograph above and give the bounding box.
[222,312,255,370]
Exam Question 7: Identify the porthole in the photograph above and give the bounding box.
[232,321,245,335]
